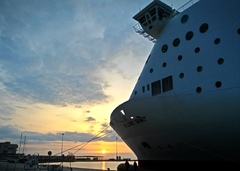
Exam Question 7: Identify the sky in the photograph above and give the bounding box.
[0,0,188,159]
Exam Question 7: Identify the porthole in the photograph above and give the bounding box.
[195,47,200,53]
[185,31,194,41]
[162,44,168,53]
[162,62,167,68]
[197,66,202,72]
[181,14,188,24]
[199,23,209,33]
[173,38,180,47]
[196,87,202,93]
[214,38,221,45]
[178,55,183,61]
[217,58,224,65]
[179,73,184,78]
[150,68,153,73]
[134,91,137,95]
[238,28,240,34]
[215,81,222,88]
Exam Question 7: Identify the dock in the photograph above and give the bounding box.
[0,162,107,171]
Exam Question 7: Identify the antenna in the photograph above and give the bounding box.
[22,136,26,154]
[19,133,22,154]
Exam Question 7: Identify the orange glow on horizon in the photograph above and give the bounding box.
[23,140,136,159]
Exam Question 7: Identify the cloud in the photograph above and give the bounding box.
[74,105,82,108]
[0,125,117,143]
[0,116,11,121]
[0,0,154,148]
[0,0,113,106]
[0,125,21,140]
[84,117,96,122]
[101,123,108,128]
[0,0,155,121]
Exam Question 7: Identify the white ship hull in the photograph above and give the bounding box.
[110,0,240,169]
[111,87,240,161]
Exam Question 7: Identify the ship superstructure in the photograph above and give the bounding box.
[110,0,240,170]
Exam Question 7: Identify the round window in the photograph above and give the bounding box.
[214,38,221,44]
[199,23,209,33]
[173,38,180,47]
[217,58,224,65]
[181,15,189,24]
[162,62,167,68]
[178,55,183,61]
[195,47,200,53]
[197,66,203,72]
[162,44,168,53]
[215,81,222,88]
[196,87,202,93]
[186,31,194,40]
[179,73,184,78]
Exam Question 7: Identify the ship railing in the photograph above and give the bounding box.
[133,23,156,43]
[177,0,200,12]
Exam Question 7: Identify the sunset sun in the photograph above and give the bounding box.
[101,149,106,154]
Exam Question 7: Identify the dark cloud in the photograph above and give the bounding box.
[0,105,15,118]
[0,125,117,143]
[15,106,27,109]
[101,123,108,128]
[84,117,96,122]
[0,94,17,121]
[0,116,11,121]
[0,125,21,140]
[74,105,82,108]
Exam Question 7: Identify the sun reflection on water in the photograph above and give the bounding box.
[102,161,106,170]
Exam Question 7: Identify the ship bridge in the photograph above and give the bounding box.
[133,0,179,42]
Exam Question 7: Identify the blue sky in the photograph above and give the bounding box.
[0,0,189,157]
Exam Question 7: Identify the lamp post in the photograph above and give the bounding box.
[116,137,118,160]
[61,133,64,157]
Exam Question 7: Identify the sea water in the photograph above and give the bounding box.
[62,161,131,171]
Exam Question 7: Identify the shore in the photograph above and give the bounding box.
[0,162,109,171]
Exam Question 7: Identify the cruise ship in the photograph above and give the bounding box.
[110,0,240,170]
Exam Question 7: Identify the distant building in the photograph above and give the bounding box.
[0,142,18,155]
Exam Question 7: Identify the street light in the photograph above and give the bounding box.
[61,133,64,157]
[116,137,118,160]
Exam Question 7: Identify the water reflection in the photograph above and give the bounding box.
[64,161,120,170]
[102,161,106,170]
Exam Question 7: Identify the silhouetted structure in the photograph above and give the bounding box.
[0,142,18,155]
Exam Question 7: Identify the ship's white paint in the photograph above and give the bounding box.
[110,0,240,163]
